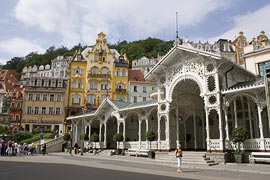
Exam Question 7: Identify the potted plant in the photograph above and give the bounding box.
[113,133,124,155]
[90,132,99,154]
[145,130,156,159]
[230,127,248,163]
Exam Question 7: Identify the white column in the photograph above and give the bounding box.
[234,100,238,128]
[165,112,170,149]
[75,123,78,143]
[247,102,253,139]
[123,121,126,142]
[257,104,264,139]
[88,124,91,142]
[146,117,149,132]
[218,108,224,151]
[139,119,142,150]
[99,123,102,142]
[117,121,120,133]
[224,109,229,140]
[157,114,161,150]
[104,122,107,147]
[193,112,197,150]
[176,108,179,146]
[205,108,210,151]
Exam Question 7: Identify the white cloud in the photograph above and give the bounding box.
[0,58,8,65]
[14,0,230,46]
[0,37,45,57]
[206,4,270,42]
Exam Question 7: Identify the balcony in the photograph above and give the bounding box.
[115,88,126,94]
[87,73,111,79]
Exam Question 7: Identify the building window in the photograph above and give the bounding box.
[117,83,125,89]
[74,67,82,74]
[134,86,137,92]
[122,69,126,77]
[72,94,81,104]
[240,41,245,47]
[72,81,76,88]
[42,107,46,114]
[50,94,54,102]
[36,94,40,101]
[28,94,33,101]
[78,81,83,89]
[258,61,270,76]
[91,68,99,75]
[43,94,48,101]
[101,82,108,90]
[49,107,54,114]
[27,107,32,114]
[15,114,20,121]
[87,95,96,105]
[34,107,39,114]
[101,68,108,76]
[143,97,147,101]
[117,96,125,102]
[56,107,61,115]
[90,81,97,90]
[133,96,137,103]
[57,94,62,102]
[116,69,121,76]
[143,87,147,93]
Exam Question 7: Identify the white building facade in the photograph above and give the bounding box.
[68,40,270,155]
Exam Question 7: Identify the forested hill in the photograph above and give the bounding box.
[2,37,173,76]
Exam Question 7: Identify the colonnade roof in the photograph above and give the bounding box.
[67,98,158,121]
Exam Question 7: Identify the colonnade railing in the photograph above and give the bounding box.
[210,138,270,152]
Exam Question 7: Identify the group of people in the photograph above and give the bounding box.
[0,140,37,157]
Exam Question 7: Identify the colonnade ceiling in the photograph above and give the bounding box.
[171,79,204,119]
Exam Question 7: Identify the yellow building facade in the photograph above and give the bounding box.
[67,51,87,116]
[67,32,129,117]
[83,32,129,108]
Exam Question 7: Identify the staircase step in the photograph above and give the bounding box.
[155,151,217,166]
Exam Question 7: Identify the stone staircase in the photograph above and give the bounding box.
[155,151,218,166]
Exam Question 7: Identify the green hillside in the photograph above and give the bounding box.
[2,38,173,76]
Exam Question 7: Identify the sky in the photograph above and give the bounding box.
[0,0,270,65]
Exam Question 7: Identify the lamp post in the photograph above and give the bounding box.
[264,70,270,134]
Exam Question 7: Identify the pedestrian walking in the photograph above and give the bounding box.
[41,144,46,155]
[175,143,183,173]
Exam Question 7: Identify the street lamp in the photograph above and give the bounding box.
[264,69,270,134]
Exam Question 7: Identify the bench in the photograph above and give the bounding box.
[249,152,270,164]
[126,149,149,157]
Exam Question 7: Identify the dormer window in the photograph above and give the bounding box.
[77,54,82,61]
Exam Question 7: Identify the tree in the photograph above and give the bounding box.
[230,127,248,154]
[145,130,156,150]
[13,131,32,142]
[90,132,99,149]
[0,125,10,140]
[113,133,124,155]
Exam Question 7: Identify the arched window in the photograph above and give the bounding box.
[78,81,83,89]
[72,81,76,88]
[72,94,81,104]
[91,67,99,75]
[122,69,126,77]
[74,67,82,74]
[101,68,108,77]
[116,69,121,76]
[87,95,96,105]
[117,82,125,89]
[90,81,97,90]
